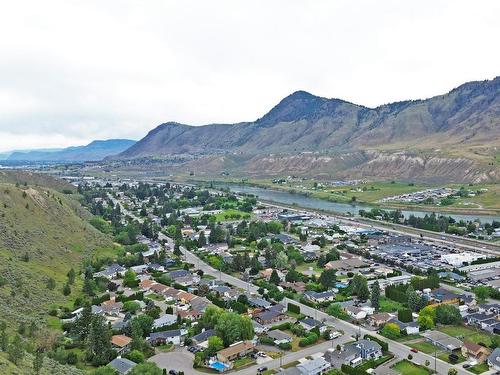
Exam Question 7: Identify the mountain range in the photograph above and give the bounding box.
[118,77,499,158]
[6,139,136,162]
[112,77,499,183]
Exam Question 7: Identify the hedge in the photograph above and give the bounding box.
[278,342,292,350]
[287,302,300,314]
[116,291,144,303]
[269,322,291,331]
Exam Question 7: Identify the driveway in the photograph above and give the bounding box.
[148,349,206,375]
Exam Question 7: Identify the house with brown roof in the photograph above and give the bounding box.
[139,279,157,291]
[217,340,256,364]
[280,281,306,293]
[111,335,132,354]
[461,341,491,363]
[149,283,169,295]
[368,313,394,327]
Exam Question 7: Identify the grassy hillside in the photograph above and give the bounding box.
[0,179,112,329]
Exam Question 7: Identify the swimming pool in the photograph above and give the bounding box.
[210,361,229,372]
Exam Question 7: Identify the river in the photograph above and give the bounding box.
[215,183,500,224]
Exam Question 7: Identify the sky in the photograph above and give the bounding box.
[0,1,499,152]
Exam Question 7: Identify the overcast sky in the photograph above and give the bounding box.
[0,0,499,152]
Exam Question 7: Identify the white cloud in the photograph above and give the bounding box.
[0,0,498,151]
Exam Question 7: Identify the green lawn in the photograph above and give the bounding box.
[469,362,489,374]
[438,351,466,364]
[408,341,441,354]
[437,325,494,346]
[392,360,431,375]
[233,357,254,369]
[214,209,252,222]
[379,296,406,312]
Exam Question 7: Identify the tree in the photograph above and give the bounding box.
[0,323,8,351]
[380,323,401,339]
[357,280,370,301]
[126,349,145,363]
[474,286,490,302]
[370,281,380,310]
[269,269,281,284]
[435,305,461,325]
[33,348,45,374]
[123,301,141,314]
[206,336,224,357]
[197,231,206,247]
[275,251,288,270]
[203,305,223,328]
[318,269,337,289]
[215,312,254,346]
[123,269,138,287]
[417,306,436,330]
[63,283,71,296]
[86,315,113,366]
[73,304,93,340]
[326,303,349,320]
[398,308,412,323]
[448,369,458,375]
[407,285,423,312]
[67,268,76,284]
[128,362,163,375]
[8,334,24,365]
[46,278,56,290]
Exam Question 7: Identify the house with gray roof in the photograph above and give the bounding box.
[488,348,500,371]
[192,329,217,346]
[108,357,137,374]
[267,329,292,345]
[296,357,330,375]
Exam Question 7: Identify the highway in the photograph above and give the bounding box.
[179,246,470,375]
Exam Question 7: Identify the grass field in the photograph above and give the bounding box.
[392,360,430,375]
[469,362,489,374]
[213,209,252,222]
[408,341,441,354]
[437,325,494,346]
[379,296,405,313]
[438,351,465,364]
[0,177,112,331]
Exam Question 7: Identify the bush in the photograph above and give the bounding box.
[270,322,291,331]
[259,337,275,345]
[398,308,412,323]
[299,332,319,347]
[126,350,145,364]
[278,342,292,350]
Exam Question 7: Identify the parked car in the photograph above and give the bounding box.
[463,364,471,369]
[410,348,418,353]
[169,371,178,375]
[257,367,268,373]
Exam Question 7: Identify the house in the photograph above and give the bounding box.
[280,281,306,293]
[368,313,394,327]
[421,330,462,351]
[303,290,335,304]
[216,340,255,363]
[248,297,272,309]
[94,264,126,279]
[429,288,460,304]
[139,279,157,291]
[111,335,132,354]
[344,306,367,320]
[108,357,136,374]
[299,318,327,333]
[148,329,186,346]
[479,303,500,315]
[488,348,500,371]
[324,340,382,369]
[466,312,497,327]
[267,329,292,345]
[461,341,491,363]
[254,309,287,325]
[387,318,420,335]
[192,329,217,347]
[252,320,268,334]
[152,314,177,329]
[296,357,330,375]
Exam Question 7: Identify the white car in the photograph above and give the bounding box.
[330,331,342,339]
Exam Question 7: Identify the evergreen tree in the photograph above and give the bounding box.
[370,281,380,310]
[67,268,76,284]
[197,231,206,248]
[8,334,24,365]
[269,269,281,284]
[407,284,423,312]
[33,348,44,374]
[86,315,113,366]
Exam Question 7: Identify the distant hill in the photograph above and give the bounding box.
[8,139,136,162]
[118,77,499,159]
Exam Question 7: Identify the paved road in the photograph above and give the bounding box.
[180,246,470,375]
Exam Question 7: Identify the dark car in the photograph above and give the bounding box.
[169,371,178,375]
[257,367,268,373]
